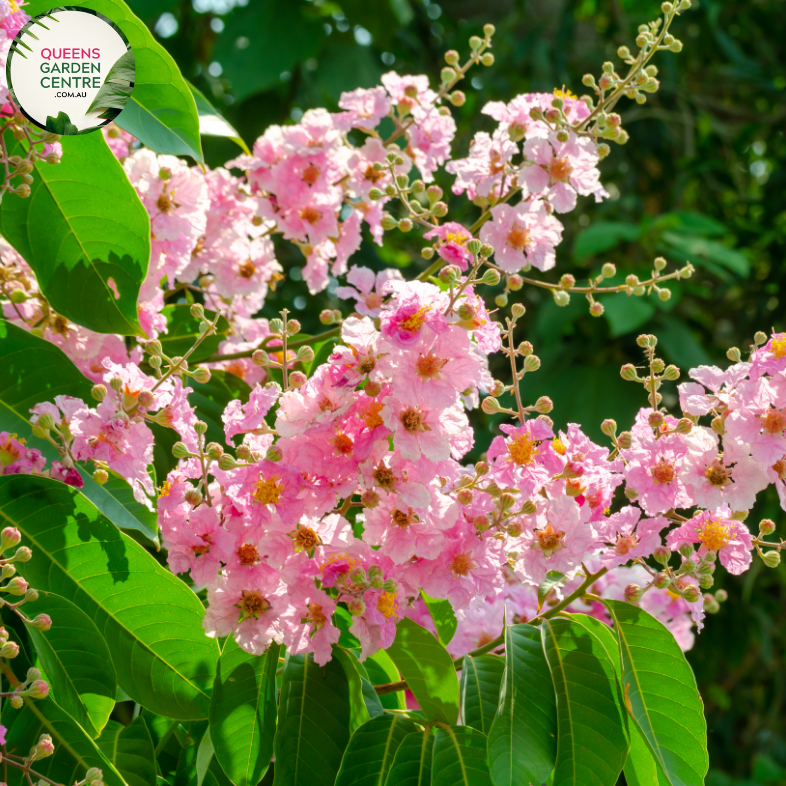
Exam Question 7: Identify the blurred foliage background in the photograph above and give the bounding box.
[124,0,785,781]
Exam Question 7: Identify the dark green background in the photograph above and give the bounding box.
[124,0,785,781]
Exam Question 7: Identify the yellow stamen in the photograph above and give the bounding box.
[253,475,284,505]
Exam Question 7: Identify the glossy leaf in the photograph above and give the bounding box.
[0,319,158,544]
[189,80,249,153]
[0,132,149,336]
[432,726,493,786]
[385,731,433,786]
[334,647,373,732]
[460,654,504,735]
[537,571,566,610]
[0,474,219,719]
[422,590,458,646]
[603,599,708,786]
[488,624,557,786]
[5,698,127,786]
[159,304,232,363]
[25,0,203,162]
[273,653,351,786]
[335,715,419,786]
[541,617,629,786]
[175,724,232,786]
[364,649,406,711]
[97,717,158,786]
[624,724,671,786]
[26,592,117,738]
[209,639,279,786]
[386,617,460,725]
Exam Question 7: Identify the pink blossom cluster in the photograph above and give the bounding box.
[0,1,30,106]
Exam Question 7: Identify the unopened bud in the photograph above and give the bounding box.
[438,265,462,285]
[11,546,31,563]
[236,444,253,462]
[511,303,526,320]
[206,443,224,460]
[559,274,576,289]
[24,588,39,603]
[499,492,516,513]
[30,614,52,632]
[479,268,501,286]
[759,519,776,536]
[703,594,720,614]
[663,365,680,381]
[361,489,380,509]
[624,485,638,500]
[218,454,240,470]
[191,366,211,385]
[754,331,768,346]
[84,768,105,784]
[520,499,537,515]
[711,415,725,436]
[495,293,508,308]
[589,301,605,317]
[172,442,192,459]
[0,641,20,658]
[9,694,23,708]
[1,527,21,553]
[523,355,541,373]
[473,514,490,532]
[190,303,205,320]
[600,419,617,438]
[601,262,617,279]
[762,550,781,568]
[26,680,50,700]
[4,576,28,595]
[726,347,741,363]
[184,488,202,506]
[653,546,671,566]
[368,565,385,588]
[553,290,570,307]
[624,583,644,602]
[678,542,694,559]
[481,396,504,415]
[265,445,284,462]
[456,488,474,505]
[347,597,366,616]
[682,584,701,603]
[618,431,632,449]
[534,396,553,414]
[251,350,268,367]
[288,371,307,389]
[193,421,208,437]
[620,364,639,381]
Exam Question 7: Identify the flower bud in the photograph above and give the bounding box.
[620,364,639,381]
[10,694,23,708]
[559,273,576,288]
[601,262,617,279]
[682,584,701,603]
[617,432,632,449]
[495,293,508,308]
[678,542,694,559]
[361,490,380,509]
[589,301,605,317]
[478,268,501,286]
[26,680,50,700]
[662,364,680,381]
[84,767,105,784]
[698,574,714,590]
[218,454,241,470]
[653,546,671,566]
[703,593,720,614]
[382,578,398,593]
[206,443,224,461]
[759,519,776,536]
[523,355,541,373]
[1,527,21,553]
[481,53,494,66]
[24,588,39,604]
[711,415,725,436]
[713,589,727,603]
[499,493,516,513]
[517,341,533,356]
[445,49,460,65]
[190,303,205,320]
[511,303,526,320]
[421,246,435,260]
[675,418,693,435]
[438,265,462,285]
[441,67,457,83]
[456,488,473,505]
[1,564,14,580]
[30,614,52,632]
[265,445,284,462]
[520,499,537,515]
[191,366,211,385]
[624,485,638,500]
[0,641,20,658]
[184,488,202,507]
[149,356,163,370]
[11,546,31,563]
[534,396,553,414]
[761,550,781,569]
[172,442,193,459]
[236,444,253,461]
[288,371,307,389]
[553,290,570,307]
[481,397,504,415]
[368,565,385,588]
[251,350,268,367]
[624,583,644,602]
[726,346,741,363]
[473,514,490,532]
[600,419,617,438]
[4,576,28,595]
[347,597,366,616]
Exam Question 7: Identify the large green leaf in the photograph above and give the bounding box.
[0,133,149,336]
[26,593,117,738]
[384,731,433,786]
[624,724,671,786]
[488,624,557,786]
[25,0,203,162]
[386,617,460,725]
[273,653,351,786]
[541,617,629,786]
[364,649,406,711]
[175,724,232,786]
[335,715,419,786]
[460,654,504,736]
[334,647,373,733]
[97,718,158,786]
[603,600,708,786]
[0,475,219,719]
[0,319,158,544]
[432,726,493,786]
[209,640,279,786]
[422,591,458,646]
[5,697,127,786]
[188,81,250,153]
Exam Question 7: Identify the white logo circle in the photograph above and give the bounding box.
[7,6,134,134]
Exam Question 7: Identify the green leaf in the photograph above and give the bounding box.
[5,698,127,786]
[541,617,629,786]
[460,654,504,735]
[384,731,433,786]
[25,0,202,162]
[603,599,708,786]
[421,591,458,646]
[603,296,657,338]
[624,723,671,786]
[0,133,149,336]
[661,232,749,277]
[364,649,406,711]
[0,474,219,719]
[175,725,232,786]
[45,111,79,134]
[273,653,351,786]
[432,726,493,786]
[188,80,249,153]
[98,717,158,786]
[197,727,216,786]
[334,647,373,732]
[26,592,117,738]
[335,715,420,786]
[88,49,136,115]
[209,639,279,786]
[573,222,641,261]
[160,305,232,364]
[488,624,557,786]
[386,617,460,725]
[537,571,566,611]
[213,0,323,101]
[0,320,158,545]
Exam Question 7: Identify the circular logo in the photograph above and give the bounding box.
[6,6,135,134]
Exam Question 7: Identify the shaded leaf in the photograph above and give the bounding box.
[537,571,566,611]
[432,726,493,786]
[210,640,279,786]
[384,731,433,786]
[0,132,149,336]
[422,590,458,646]
[0,475,219,719]
[488,624,557,786]
[27,593,117,738]
[386,617,460,725]
[573,222,641,260]
[460,654,504,736]
[188,80,249,153]
[98,717,158,786]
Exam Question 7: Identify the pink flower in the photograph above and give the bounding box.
[479,201,563,273]
[0,432,46,476]
[223,383,280,444]
[382,399,467,462]
[379,281,448,348]
[407,106,456,182]
[335,266,403,317]
[337,86,391,130]
[487,419,554,494]
[666,505,753,575]
[381,72,436,111]
[597,506,667,568]
[423,222,475,271]
[166,504,234,586]
[447,129,518,200]
[280,584,340,665]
